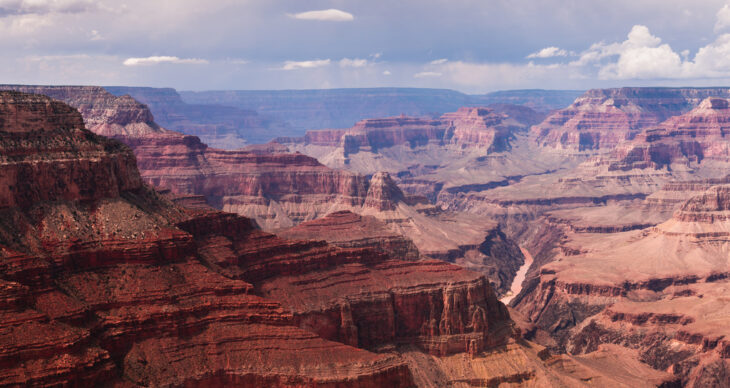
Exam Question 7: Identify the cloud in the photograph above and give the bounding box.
[430,58,448,65]
[289,9,353,22]
[527,46,568,59]
[339,58,368,67]
[592,25,684,79]
[567,22,730,80]
[281,59,331,70]
[382,70,391,75]
[441,61,578,91]
[716,4,730,32]
[123,56,208,66]
[89,29,103,41]
[414,71,442,78]
[0,0,97,16]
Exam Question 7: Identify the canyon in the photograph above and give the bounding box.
[5,84,730,386]
[1,90,579,387]
[270,86,730,387]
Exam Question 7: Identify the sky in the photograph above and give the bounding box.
[3,0,730,93]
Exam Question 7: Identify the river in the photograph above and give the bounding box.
[500,247,533,305]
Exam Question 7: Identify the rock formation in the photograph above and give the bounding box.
[532,87,730,151]
[283,106,534,156]
[0,90,433,386]
[278,210,421,260]
[105,86,295,147]
[0,85,163,137]
[610,97,730,170]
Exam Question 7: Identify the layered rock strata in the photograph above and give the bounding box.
[105,86,295,147]
[532,87,730,151]
[283,106,534,156]
[0,91,526,386]
[278,210,420,260]
[610,97,730,170]
[0,91,425,387]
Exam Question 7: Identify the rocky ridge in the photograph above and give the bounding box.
[105,86,295,147]
[532,87,730,151]
[283,105,537,156]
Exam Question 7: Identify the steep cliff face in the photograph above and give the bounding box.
[183,212,512,356]
[610,97,730,170]
[0,91,141,208]
[0,85,163,137]
[0,85,371,232]
[532,87,730,151]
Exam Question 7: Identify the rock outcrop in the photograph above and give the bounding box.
[610,97,730,170]
[284,106,533,156]
[278,210,420,260]
[0,85,371,231]
[532,87,730,151]
[0,85,163,137]
[0,91,428,387]
[105,86,295,147]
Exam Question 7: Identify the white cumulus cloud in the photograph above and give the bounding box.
[430,58,448,65]
[281,59,331,70]
[527,46,568,59]
[123,56,208,66]
[716,4,730,32]
[289,9,353,22]
[568,23,730,80]
[339,58,368,67]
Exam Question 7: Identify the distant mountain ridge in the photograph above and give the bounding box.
[179,87,582,134]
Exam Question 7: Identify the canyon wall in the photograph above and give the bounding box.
[532,87,730,151]
[105,86,296,147]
